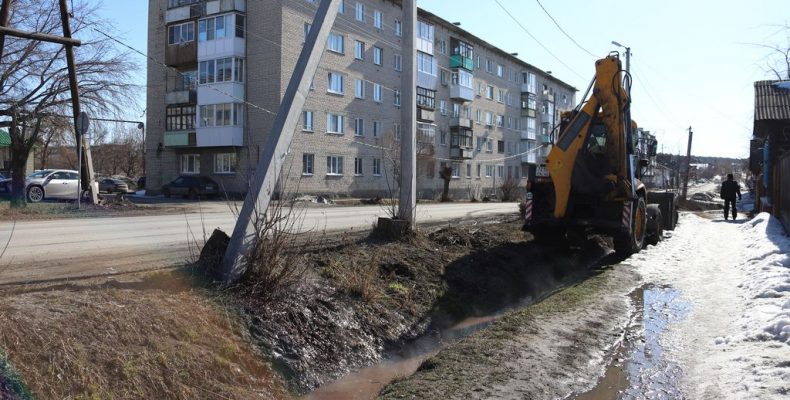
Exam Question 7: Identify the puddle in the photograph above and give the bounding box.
[303,311,503,400]
[574,285,691,400]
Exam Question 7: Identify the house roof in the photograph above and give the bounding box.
[0,129,9,147]
[754,80,790,121]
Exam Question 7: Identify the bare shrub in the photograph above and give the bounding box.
[466,182,482,202]
[499,178,521,202]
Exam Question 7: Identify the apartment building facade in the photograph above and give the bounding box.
[146,0,576,199]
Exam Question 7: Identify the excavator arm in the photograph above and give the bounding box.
[546,55,631,218]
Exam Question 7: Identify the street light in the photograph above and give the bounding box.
[611,40,630,75]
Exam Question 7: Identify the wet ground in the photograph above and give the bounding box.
[575,285,691,399]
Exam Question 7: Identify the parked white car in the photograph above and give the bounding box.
[24,169,80,203]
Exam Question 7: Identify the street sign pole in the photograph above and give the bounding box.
[76,111,90,208]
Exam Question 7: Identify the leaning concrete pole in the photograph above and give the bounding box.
[222,0,341,283]
[397,0,417,226]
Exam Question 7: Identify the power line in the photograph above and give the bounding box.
[492,0,586,81]
[533,0,597,59]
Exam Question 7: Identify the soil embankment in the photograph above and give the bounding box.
[236,218,616,394]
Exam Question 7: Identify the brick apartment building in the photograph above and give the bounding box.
[145,0,576,199]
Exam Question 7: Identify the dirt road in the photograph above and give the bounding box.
[0,202,516,285]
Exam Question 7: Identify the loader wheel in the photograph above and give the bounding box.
[646,204,663,246]
[614,196,647,255]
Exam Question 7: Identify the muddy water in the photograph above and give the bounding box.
[574,285,691,399]
[303,311,505,400]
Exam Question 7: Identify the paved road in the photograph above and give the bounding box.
[0,203,516,285]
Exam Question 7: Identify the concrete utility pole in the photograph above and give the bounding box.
[682,126,693,200]
[398,0,417,225]
[222,0,341,283]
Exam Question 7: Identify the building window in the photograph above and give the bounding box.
[373,10,383,29]
[199,57,244,84]
[354,157,364,176]
[166,105,196,131]
[302,153,314,175]
[451,162,460,178]
[394,123,401,141]
[354,40,365,60]
[485,112,493,126]
[439,129,447,146]
[394,90,401,106]
[485,59,494,73]
[485,164,493,178]
[496,115,504,127]
[355,79,365,99]
[497,64,504,77]
[303,22,311,40]
[486,85,494,99]
[326,113,344,134]
[355,2,364,22]
[416,20,434,41]
[373,46,383,66]
[354,118,365,136]
[327,72,344,94]
[440,70,448,86]
[214,153,236,174]
[451,103,460,118]
[476,136,483,151]
[327,32,344,54]
[497,165,505,178]
[168,22,194,45]
[497,89,505,103]
[477,163,481,177]
[437,39,447,54]
[327,156,344,175]
[416,87,435,109]
[303,111,314,132]
[198,14,232,42]
[416,51,437,76]
[497,140,505,153]
[181,154,200,174]
[486,137,494,152]
[235,14,245,38]
[373,158,382,176]
[338,0,345,14]
[466,163,472,178]
[373,83,382,103]
[393,54,402,71]
[373,121,382,137]
[439,100,447,115]
[199,103,242,127]
[476,109,482,123]
[394,19,402,37]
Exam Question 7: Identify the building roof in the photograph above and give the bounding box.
[416,7,578,93]
[754,80,790,121]
[0,129,9,147]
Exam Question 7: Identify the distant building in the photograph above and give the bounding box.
[145,0,576,199]
[0,129,35,177]
[750,80,790,231]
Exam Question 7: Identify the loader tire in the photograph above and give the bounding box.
[646,204,663,246]
[614,196,647,256]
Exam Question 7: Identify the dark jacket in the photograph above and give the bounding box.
[720,180,741,200]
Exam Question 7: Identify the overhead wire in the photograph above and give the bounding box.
[533,0,597,59]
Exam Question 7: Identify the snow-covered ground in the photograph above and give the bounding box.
[626,198,790,398]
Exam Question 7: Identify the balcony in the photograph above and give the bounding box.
[165,40,197,67]
[166,89,196,105]
[450,84,474,102]
[539,134,551,144]
[196,126,243,147]
[544,92,555,102]
[521,83,536,94]
[416,71,438,90]
[521,152,537,164]
[416,107,435,122]
[450,147,473,159]
[205,0,246,15]
[164,131,196,147]
[450,116,472,129]
[417,122,436,143]
[520,129,536,141]
[520,107,536,118]
[449,54,474,71]
[166,2,204,23]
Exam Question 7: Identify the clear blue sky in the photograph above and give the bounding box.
[97,0,788,158]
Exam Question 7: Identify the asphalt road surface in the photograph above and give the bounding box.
[0,202,516,285]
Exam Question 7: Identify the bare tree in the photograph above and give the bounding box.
[0,0,138,207]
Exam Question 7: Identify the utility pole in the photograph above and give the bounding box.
[681,126,693,200]
[222,0,341,283]
[398,0,417,226]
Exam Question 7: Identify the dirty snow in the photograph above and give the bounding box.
[627,204,790,398]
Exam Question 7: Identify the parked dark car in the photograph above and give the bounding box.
[161,176,219,199]
[98,178,131,194]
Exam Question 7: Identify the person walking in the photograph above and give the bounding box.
[720,173,742,221]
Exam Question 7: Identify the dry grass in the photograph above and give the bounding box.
[0,272,289,399]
